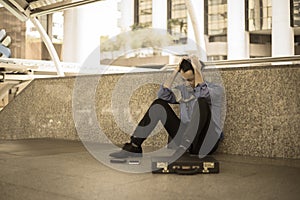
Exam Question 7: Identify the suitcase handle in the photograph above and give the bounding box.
[175,168,198,175]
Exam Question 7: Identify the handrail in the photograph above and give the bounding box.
[2,55,300,75]
[205,55,300,66]
[162,55,300,70]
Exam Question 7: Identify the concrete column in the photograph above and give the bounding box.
[63,2,118,63]
[63,7,100,63]
[62,9,75,62]
[118,0,135,32]
[152,0,168,30]
[227,0,249,60]
[272,0,294,57]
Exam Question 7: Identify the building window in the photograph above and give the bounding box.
[167,0,188,44]
[293,0,300,55]
[133,0,152,29]
[291,0,300,27]
[205,0,227,36]
[294,35,300,55]
[250,34,271,44]
[208,35,227,42]
[246,0,272,32]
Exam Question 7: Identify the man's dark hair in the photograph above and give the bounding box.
[179,58,194,73]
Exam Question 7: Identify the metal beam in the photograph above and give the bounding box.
[29,0,103,17]
[162,55,300,70]
[30,17,65,76]
[185,0,207,61]
[0,0,28,21]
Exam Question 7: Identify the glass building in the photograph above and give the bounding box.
[205,0,227,38]
[246,0,272,32]
[0,0,299,62]
[292,0,300,27]
[134,0,153,29]
[205,0,228,60]
[167,0,188,44]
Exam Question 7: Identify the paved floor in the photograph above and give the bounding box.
[0,139,299,200]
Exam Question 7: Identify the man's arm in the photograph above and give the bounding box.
[190,55,204,86]
[158,64,180,104]
[163,65,180,89]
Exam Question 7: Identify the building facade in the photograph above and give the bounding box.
[1,0,300,62]
[0,6,63,60]
[119,0,300,60]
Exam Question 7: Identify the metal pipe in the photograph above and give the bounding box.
[205,55,300,66]
[29,17,65,76]
[162,55,300,70]
[185,0,207,61]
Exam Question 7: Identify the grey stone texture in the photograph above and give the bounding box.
[0,64,299,158]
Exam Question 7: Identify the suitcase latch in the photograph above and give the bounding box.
[202,162,214,173]
[157,162,169,173]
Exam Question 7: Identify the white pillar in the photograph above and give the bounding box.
[119,0,135,32]
[227,0,249,60]
[63,8,80,63]
[272,0,294,57]
[63,1,119,63]
[63,7,101,63]
[152,0,167,30]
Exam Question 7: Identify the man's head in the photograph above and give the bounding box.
[179,58,195,88]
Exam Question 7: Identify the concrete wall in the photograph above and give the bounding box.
[0,64,299,159]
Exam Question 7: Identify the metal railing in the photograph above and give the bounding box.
[206,55,300,66]
[2,55,300,79]
[162,55,300,70]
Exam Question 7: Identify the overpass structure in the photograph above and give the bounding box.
[0,0,108,77]
[0,0,105,109]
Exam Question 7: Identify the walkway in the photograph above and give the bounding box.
[0,139,299,200]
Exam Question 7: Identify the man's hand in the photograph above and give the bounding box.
[175,64,180,72]
[190,55,204,86]
[164,59,183,89]
[190,55,204,71]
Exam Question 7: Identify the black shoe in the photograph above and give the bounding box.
[109,143,143,158]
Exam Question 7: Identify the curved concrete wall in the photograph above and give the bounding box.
[0,65,299,159]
